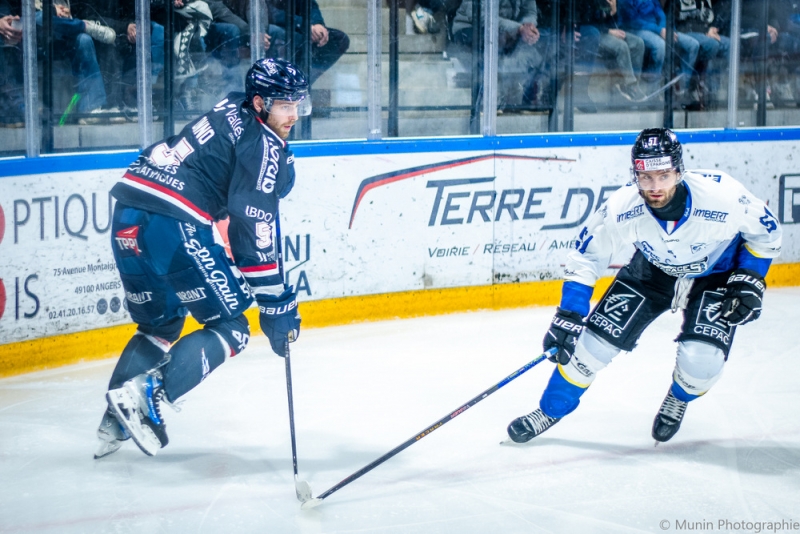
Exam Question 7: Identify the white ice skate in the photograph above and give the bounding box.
[94,408,130,459]
[106,372,169,456]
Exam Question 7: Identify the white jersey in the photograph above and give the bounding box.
[565,170,782,287]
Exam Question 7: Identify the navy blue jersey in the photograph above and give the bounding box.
[111,92,295,295]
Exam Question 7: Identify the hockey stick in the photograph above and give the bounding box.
[635,74,684,102]
[273,211,311,502]
[299,347,557,510]
[284,338,312,503]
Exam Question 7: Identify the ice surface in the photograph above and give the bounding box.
[1,288,799,533]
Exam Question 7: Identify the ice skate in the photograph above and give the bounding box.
[506,409,561,443]
[106,371,169,456]
[652,389,688,443]
[94,407,130,459]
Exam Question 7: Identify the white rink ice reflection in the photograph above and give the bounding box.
[2,288,800,534]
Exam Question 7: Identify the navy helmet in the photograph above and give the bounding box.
[631,128,684,176]
[245,58,311,116]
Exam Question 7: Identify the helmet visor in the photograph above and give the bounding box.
[633,169,680,191]
[267,97,312,118]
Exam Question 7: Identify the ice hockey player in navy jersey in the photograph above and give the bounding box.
[507,128,782,445]
[95,58,311,458]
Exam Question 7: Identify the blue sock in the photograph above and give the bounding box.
[670,381,700,402]
[539,367,590,419]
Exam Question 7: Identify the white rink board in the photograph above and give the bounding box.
[0,140,798,343]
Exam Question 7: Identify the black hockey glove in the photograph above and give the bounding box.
[543,307,585,365]
[720,269,766,326]
[258,288,301,357]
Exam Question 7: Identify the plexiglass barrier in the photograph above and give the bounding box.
[1,0,798,156]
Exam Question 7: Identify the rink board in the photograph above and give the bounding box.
[1,134,799,375]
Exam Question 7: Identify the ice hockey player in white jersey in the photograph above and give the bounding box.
[507,128,782,444]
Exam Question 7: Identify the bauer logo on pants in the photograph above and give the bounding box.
[596,281,645,330]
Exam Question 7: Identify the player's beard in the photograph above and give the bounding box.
[640,185,678,209]
[266,113,295,140]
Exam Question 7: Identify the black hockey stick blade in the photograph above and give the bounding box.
[299,348,557,510]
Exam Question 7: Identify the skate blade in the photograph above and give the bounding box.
[300,498,324,510]
[94,439,122,459]
[295,480,313,503]
[106,390,160,457]
[500,437,533,446]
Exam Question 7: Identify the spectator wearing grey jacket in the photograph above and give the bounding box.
[452,0,549,107]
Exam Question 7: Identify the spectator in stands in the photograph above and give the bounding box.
[618,0,700,97]
[150,0,212,111]
[216,0,272,54]
[772,0,800,105]
[451,0,549,109]
[266,0,349,85]
[35,0,120,123]
[205,1,247,84]
[109,0,165,114]
[578,0,647,103]
[716,0,784,106]
[66,0,143,120]
[2,0,125,125]
[676,0,729,109]
[402,0,461,36]
[0,0,24,127]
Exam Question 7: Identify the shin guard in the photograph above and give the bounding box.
[109,333,170,390]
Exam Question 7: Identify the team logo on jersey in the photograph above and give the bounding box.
[617,204,645,222]
[115,226,143,256]
[690,242,708,253]
[692,208,728,222]
[694,291,734,344]
[245,205,274,222]
[638,241,660,261]
[634,157,672,171]
[257,137,281,193]
[651,257,708,276]
[589,281,645,338]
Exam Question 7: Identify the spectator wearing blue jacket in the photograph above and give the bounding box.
[618,0,700,93]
